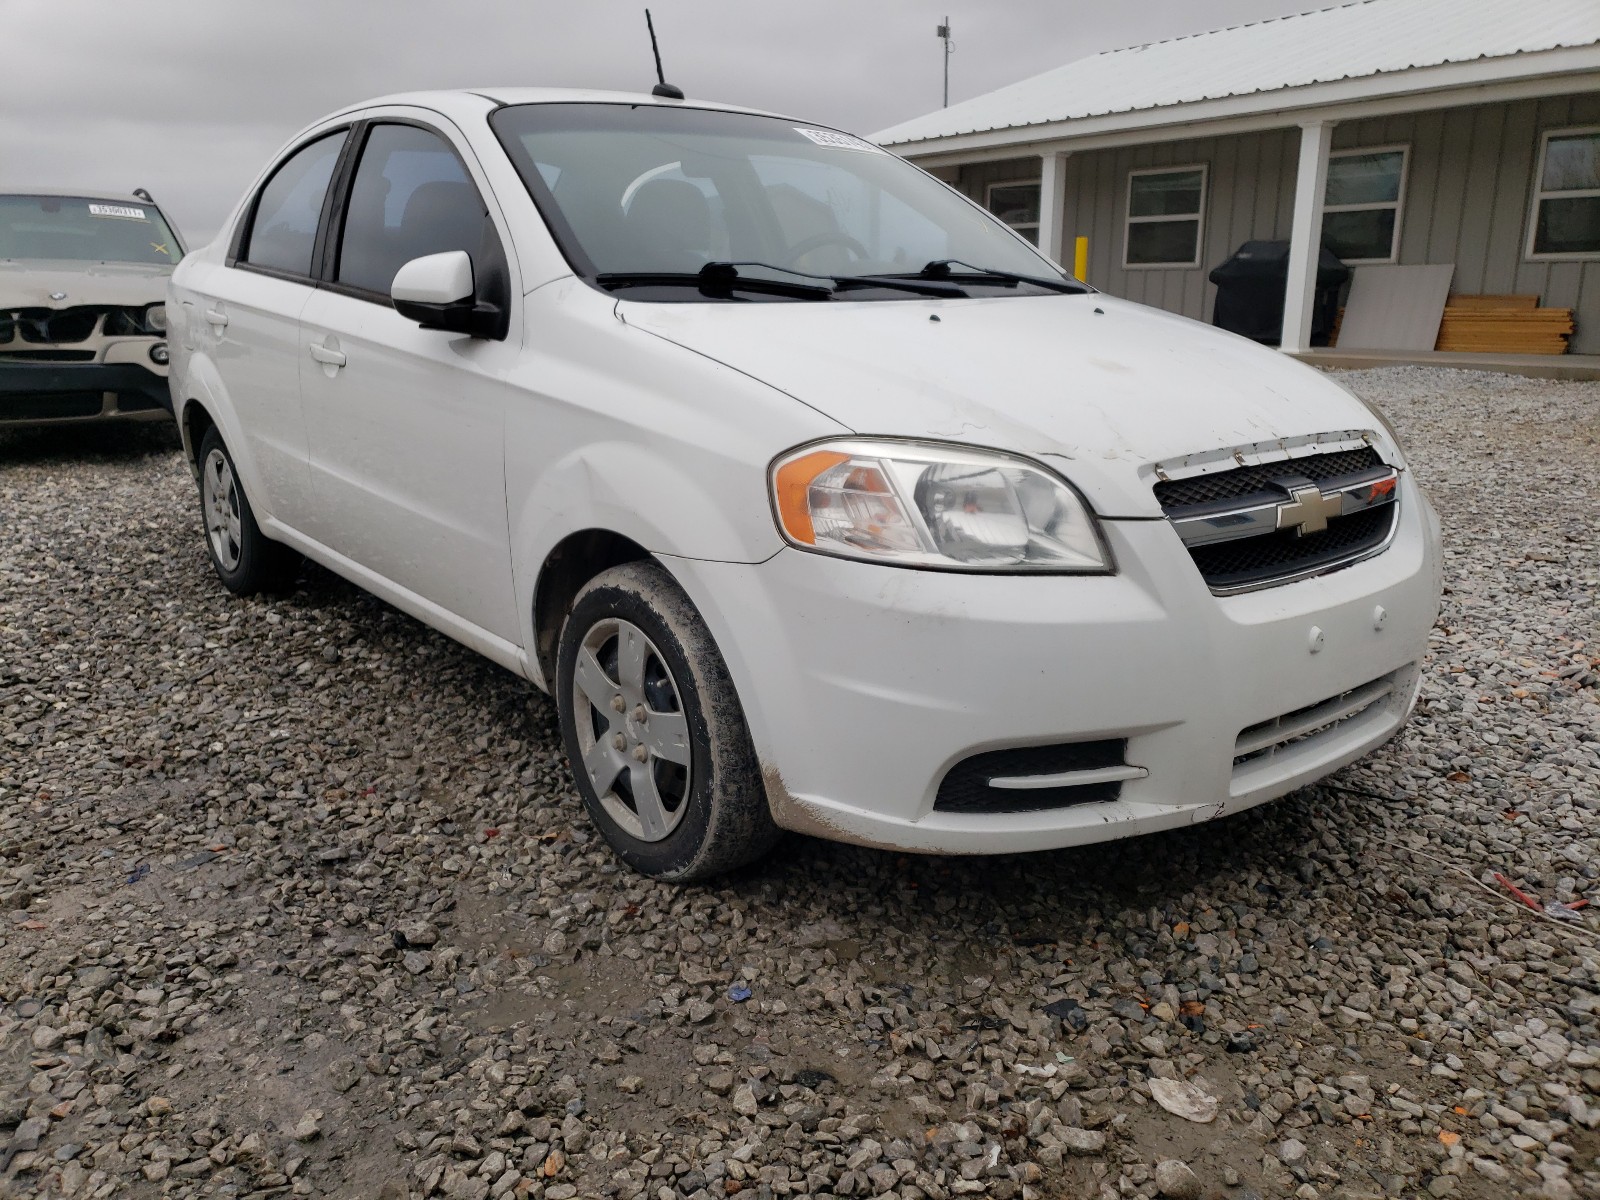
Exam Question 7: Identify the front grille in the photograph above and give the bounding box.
[8,307,101,344]
[0,392,104,420]
[1156,443,1397,593]
[1187,504,1395,591]
[1155,447,1383,508]
[935,739,1126,814]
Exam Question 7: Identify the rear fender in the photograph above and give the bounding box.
[173,352,269,517]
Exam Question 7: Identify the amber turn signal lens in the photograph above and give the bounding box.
[773,450,849,546]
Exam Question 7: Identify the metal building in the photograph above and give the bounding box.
[872,0,1600,358]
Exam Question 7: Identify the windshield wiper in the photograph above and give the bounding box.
[706,261,968,298]
[917,259,1089,294]
[595,263,832,300]
[601,261,969,300]
[828,274,968,297]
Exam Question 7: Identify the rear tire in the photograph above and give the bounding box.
[196,426,300,595]
[555,560,778,881]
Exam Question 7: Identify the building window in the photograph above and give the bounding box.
[1528,127,1600,259]
[986,181,1040,245]
[1124,166,1205,267]
[1322,146,1407,263]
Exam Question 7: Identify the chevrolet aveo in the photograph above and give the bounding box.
[167,89,1443,881]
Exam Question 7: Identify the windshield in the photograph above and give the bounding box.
[0,195,182,266]
[491,103,1071,300]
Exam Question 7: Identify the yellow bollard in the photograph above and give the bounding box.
[1073,237,1089,283]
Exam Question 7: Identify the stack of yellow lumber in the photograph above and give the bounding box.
[1433,295,1574,355]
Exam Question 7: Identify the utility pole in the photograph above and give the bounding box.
[937,18,952,107]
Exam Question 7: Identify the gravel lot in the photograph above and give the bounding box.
[1,366,1597,1200]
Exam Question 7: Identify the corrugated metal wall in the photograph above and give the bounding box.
[955,91,1600,353]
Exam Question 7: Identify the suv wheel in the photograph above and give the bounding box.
[556,561,778,881]
[196,426,300,595]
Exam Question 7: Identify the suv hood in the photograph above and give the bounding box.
[620,292,1384,518]
[1,259,173,309]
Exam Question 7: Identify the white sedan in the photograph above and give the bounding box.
[167,88,1442,880]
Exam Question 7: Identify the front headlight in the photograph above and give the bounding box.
[143,304,167,334]
[770,439,1111,572]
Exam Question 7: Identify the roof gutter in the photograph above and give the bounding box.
[885,45,1600,166]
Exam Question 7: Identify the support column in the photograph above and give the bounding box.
[1037,150,1070,266]
[1281,120,1335,354]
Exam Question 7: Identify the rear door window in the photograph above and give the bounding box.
[335,123,494,296]
[240,131,347,277]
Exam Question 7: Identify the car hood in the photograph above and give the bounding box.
[619,292,1385,518]
[1,259,173,309]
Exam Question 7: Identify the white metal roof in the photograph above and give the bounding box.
[873,0,1600,150]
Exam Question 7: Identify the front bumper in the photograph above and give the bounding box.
[0,357,172,423]
[666,473,1442,854]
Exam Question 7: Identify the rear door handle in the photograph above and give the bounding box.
[203,308,228,328]
[308,343,346,367]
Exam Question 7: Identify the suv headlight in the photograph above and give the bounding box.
[770,439,1111,572]
[143,304,167,334]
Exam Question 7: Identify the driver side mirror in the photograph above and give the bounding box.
[391,250,503,339]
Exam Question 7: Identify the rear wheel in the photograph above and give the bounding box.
[196,426,300,595]
[555,561,778,881]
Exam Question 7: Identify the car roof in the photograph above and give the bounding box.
[325,87,795,125]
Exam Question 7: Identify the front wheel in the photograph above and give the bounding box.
[196,426,300,595]
[555,561,778,881]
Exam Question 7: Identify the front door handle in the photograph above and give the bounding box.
[203,308,228,328]
[308,342,346,367]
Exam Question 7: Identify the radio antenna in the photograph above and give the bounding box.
[645,10,684,100]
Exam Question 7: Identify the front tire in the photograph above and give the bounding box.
[196,427,300,595]
[555,561,778,881]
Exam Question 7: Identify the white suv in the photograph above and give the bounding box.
[167,89,1443,880]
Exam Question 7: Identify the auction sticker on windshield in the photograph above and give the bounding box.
[794,128,881,153]
[87,204,148,220]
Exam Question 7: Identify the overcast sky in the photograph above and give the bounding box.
[1,0,1318,245]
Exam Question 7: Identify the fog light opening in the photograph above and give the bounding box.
[149,342,169,365]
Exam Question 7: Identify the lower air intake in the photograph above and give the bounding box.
[935,739,1128,814]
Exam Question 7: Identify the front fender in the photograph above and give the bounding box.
[509,441,783,688]
[506,284,848,684]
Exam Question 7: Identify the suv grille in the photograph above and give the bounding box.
[1155,447,1383,508]
[5,307,102,344]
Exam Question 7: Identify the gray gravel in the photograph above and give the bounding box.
[0,365,1596,1200]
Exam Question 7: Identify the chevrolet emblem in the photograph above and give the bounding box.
[1276,484,1343,536]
